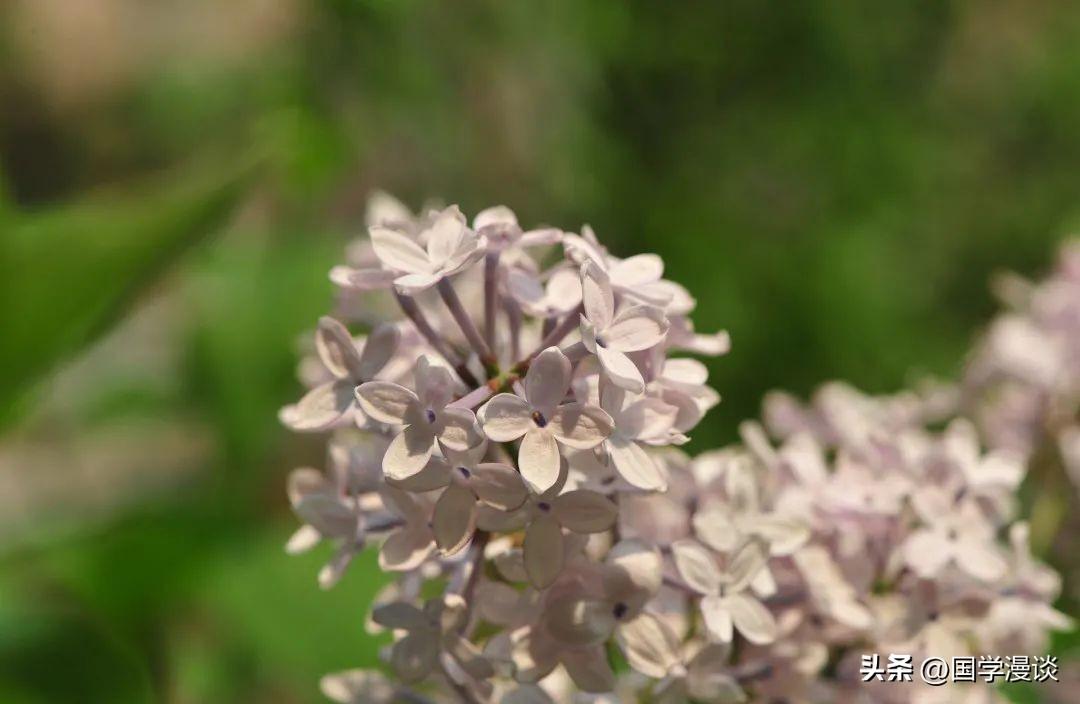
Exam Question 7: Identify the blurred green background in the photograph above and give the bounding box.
[1,1,1078,702]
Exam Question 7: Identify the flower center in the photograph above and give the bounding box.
[425,409,437,424]
[612,602,628,619]
[457,466,471,479]
[531,410,548,428]
[595,335,607,348]
[537,501,551,512]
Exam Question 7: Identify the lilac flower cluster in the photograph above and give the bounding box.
[964,240,1080,495]
[281,195,1071,703]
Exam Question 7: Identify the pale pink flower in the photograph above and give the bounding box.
[370,206,486,294]
[478,347,613,492]
[356,355,482,480]
[901,487,1007,582]
[579,261,669,393]
[671,539,778,645]
[281,318,400,432]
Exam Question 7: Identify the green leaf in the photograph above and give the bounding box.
[0,161,252,427]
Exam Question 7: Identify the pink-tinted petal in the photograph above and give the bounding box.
[902,529,952,577]
[609,253,664,287]
[726,540,768,592]
[470,463,528,511]
[671,539,721,595]
[356,323,400,380]
[379,528,433,572]
[581,260,614,330]
[478,393,532,441]
[602,305,669,352]
[433,483,478,555]
[956,538,1007,582]
[608,435,667,490]
[329,266,397,291]
[525,347,572,416]
[616,613,680,678]
[382,424,436,480]
[726,593,777,645]
[524,513,564,588]
[553,490,618,533]
[316,316,365,380]
[518,428,562,493]
[356,381,418,425]
[438,407,482,451]
[549,403,613,449]
[700,594,733,642]
[284,381,355,431]
[596,345,645,393]
[370,226,431,274]
[391,632,439,683]
[393,272,441,295]
[561,645,615,694]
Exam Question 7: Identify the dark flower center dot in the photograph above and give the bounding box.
[946,528,958,541]
[537,501,551,512]
[612,602,628,619]
[595,335,607,348]
[457,466,471,479]
[425,409,437,424]
[531,410,548,428]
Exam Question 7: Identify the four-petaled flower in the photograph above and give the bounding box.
[370,206,486,294]
[478,346,613,492]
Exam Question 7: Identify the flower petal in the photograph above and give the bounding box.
[902,529,952,578]
[596,346,645,393]
[700,594,733,642]
[432,483,478,555]
[545,598,616,646]
[553,490,618,533]
[356,323,400,380]
[608,435,667,490]
[379,528,433,572]
[692,505,740,553]
[549,403,614,449]
[470,463,528,511]
[391,632,439,683]
[425,208,470,264]
[603,305,669,352]
[370,226,431,274]
[525,347,572,416]
[316,316,365,380]
[356,381,418,425]
[726,593,777,645]
[387,457,451,492]
[523,513,564,588]
[371,601,427,630]
[518,428,562,493]
[393,272,441,294]
[382,425,436,480]
[581,260,614,330]
[561,645,615,694]
[956,538,1007,582]
[283,382,354,431]
[477,393,532,441]
[329,266,397,291]
[609,253,664,287]
[438,407,482,451]
[671,539,721,595]
[744,514,809,556]
[726,540,768,593]
[616,613,680,678]
[445,633,495,680]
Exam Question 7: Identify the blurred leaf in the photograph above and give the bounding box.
[0,161,252,427]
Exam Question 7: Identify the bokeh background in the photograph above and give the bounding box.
[1,1,1079,702]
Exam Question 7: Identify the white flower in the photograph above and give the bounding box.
[390,445,528,555]
[507,267,583,318]
[478,347,613,492]
[599,383,678,491]
[579,261,669,393]
[370,206,487,294]
[356,355,482,480]
[281,318,399,432]
[372,595,494,684]
[901,487,1007,582]
[671,539,778,645]
[617,615,746,704]
[376,486,435,573]
[285,467,365,589]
